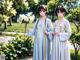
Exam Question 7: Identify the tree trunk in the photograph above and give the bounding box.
[74,44,79,60]
[25,23,27,33]
[9,18,12,26]
[4,21,7,29]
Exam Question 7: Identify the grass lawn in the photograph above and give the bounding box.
[6,23,25,32]
[0,22,34,33]
[0,22,77,32]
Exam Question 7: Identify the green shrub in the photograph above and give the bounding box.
[0,35,33,60]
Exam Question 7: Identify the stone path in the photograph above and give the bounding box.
[0,36,15,43]
[2,32,26,35]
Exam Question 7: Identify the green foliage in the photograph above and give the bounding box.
[13,0,29,14]
[0,35,33,60]
[67,7,80,59]
[70,33,80,45]
[0,0,16,20]
[70,33,80,60]
[0,15,9,22]
[28,0,39,5]
[68,7,80,60]
[47,0,59,11]
[67,7,80,22]
[0,0,16,29]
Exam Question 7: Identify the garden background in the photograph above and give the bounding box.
[0,0,80,60]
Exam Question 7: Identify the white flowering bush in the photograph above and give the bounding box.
[17,12,35,24]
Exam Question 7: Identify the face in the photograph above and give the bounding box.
[57,10,64,19]
[39,9,46,17]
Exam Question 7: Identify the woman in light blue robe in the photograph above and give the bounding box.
[51,6,71,60]
[28,5,53,60]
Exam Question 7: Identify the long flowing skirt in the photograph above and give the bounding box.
[51,36,71,60]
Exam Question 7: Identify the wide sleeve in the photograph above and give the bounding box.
[46,19,53,40]
[26,19,38,36]
[59,20,72,41]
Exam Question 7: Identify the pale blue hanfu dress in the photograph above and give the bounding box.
[51,18,71,60]
[28,18,53,60]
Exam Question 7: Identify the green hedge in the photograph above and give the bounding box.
[0,35,33,60]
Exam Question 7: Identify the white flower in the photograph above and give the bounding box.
[29,14,35,23]
[27,12,32,16]
[17,14,23,23]
[23,15,29,22]
[17,13,35,23]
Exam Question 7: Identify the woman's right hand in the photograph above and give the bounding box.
[44,31,48,35]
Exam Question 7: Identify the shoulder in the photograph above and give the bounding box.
[46,18,51,22]
[46,18,52,24]
[64,19,70,24]
[63,19,71,27]
[54,20,58,24]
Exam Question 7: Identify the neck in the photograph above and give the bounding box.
[40,15,46,20]
[58,17,64,21]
